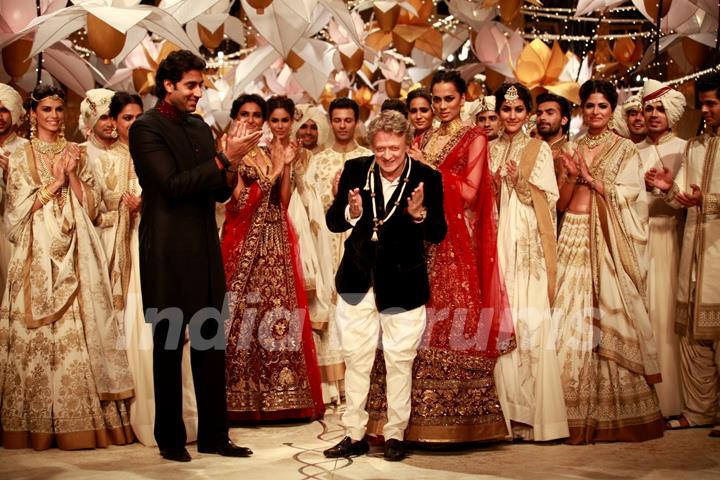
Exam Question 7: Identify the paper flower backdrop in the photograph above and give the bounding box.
[0,0,715,121]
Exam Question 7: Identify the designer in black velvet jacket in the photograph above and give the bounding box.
[325,154,447,313]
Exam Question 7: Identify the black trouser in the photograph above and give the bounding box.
[152,316,228,450]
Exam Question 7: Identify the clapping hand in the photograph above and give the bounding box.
[62,143,81,177]
[51,154,66,184]
[332,168,342,197]
[407,182,426,219]
[575,149,592,181]
[506,159,519,185]
[559,150,578,178]
[348,188,362,219]
[122,192,142,213]
[646,167,674,192]
[677,184,703,207]
[224,121,263,168]
[408,145,425,163]
[270,137,299,177]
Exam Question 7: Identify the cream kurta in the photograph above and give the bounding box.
[0,133,28,302]
[288,148,329,327]
[93,143,198,446]
[667,133,720,340]
[301,143,371,404]
[490,132,568,441]
[0,141,134,450]
[666,132,720,428]
[637,132,686,417]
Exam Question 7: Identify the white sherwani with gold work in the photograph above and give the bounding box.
[637,132,686,417]
[302,143,372,404]
[0,133,28,300]
[665,132,720,428]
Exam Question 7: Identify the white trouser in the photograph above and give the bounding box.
[335,288,426,441]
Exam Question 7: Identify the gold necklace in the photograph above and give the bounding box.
[246,147,271,177]
[580,129,611,149]
[436,118,463,137]
[31,137,67,156]
[424,119,464,167]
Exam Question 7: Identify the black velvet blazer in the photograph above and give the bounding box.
[326,155,447,312]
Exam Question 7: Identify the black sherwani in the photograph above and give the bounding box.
[326,155,447,312]
[129,105,231,450]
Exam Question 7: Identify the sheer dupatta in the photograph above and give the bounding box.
[424,126,514,358]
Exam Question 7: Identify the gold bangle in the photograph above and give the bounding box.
[37,185,57,205]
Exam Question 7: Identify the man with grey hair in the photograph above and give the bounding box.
[323,110,447,461]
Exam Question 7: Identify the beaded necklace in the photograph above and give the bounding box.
[363,155,412,241]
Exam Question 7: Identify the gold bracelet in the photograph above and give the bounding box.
[37,185,57,205]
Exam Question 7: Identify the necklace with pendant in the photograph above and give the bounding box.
[363,156,412,241]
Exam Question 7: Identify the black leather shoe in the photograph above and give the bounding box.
[323,436,369,458]
[383,439,405,461]
[198,439,253,457]
[160,447,192,462]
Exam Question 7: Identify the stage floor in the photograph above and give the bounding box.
[1,405,719,479]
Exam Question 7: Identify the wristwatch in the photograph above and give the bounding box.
[411,208,427,223]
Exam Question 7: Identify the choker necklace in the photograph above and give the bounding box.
[437,118,463,136]
[363,155,412,241]
[31,137,67,156]
[580,129,611,149]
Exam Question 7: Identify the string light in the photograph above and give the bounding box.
[519,9,649,24]
[621,66,720,92]
[527,31,654,42]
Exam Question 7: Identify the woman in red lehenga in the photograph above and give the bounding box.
[367,70,514,442]
[222,94,324,422]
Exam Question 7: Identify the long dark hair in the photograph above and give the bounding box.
[109,92,143,118]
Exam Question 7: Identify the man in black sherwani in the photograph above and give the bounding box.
[129,50,261,462]
[322,110,447,461]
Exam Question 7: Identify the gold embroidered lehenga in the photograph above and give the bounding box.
[0,140,134,450]
[93,143,198,445]
[554,133,664,443]
[222,147,324,421]
[366,120,515,442]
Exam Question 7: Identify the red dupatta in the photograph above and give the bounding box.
[421,126,515,358]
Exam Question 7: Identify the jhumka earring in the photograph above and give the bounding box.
[59,123,65,139]
[111,127,118,139]
[30,116,37,138]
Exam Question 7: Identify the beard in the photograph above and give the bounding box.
[538,123,561,139]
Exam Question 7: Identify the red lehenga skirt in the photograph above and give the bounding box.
[221,177,324,422]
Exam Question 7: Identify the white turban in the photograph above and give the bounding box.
[641,78,686,127]
[461,96,496,124]
[292,103,330,150]
[79,88,115,137]
[613,94,642,139]
[0,83,25,126]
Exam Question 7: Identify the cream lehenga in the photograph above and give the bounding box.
[0,137,134,449]
[554,132,664,443]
